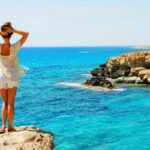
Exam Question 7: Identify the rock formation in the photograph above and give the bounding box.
[0,125,54,150]
[83,50,150,88]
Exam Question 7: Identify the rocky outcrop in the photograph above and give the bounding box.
[83,75,114,89]
[83,63,115,89]
[0,125,54,150]
[84,50,150,88]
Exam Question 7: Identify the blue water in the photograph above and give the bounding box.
[1,47,150,150]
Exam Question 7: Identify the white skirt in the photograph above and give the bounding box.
[0,69,19,89]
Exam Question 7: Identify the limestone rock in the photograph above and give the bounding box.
[0,125,54,150]
[107,50,150,68]
[138,69,150,78]
[112,76,143,84]
[84,50,150,88]
[130,67,145,76]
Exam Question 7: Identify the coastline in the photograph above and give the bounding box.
[83,50,150,89]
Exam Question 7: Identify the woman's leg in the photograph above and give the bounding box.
[7,86,17,130]
[0,88,8,130]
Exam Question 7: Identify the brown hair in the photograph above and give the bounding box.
[1,22,14,38]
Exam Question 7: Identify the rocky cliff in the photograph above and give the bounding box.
[0,125,54,150]
[83,50,150,88]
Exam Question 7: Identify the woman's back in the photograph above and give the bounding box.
[0,40,25,80]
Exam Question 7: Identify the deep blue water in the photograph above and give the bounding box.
[1,47,150,150]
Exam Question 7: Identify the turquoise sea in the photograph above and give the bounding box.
[0,46,150,150]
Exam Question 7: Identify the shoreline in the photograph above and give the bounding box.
[83,50,150,89]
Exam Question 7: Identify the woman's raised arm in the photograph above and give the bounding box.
[12,29,29,46]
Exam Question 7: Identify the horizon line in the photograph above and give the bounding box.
[23,45,150,48]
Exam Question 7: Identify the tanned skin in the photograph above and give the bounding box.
[0,25,29,132]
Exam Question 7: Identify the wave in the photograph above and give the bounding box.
[80,73,91,77]
[20,65,30,71]
[55,82,126,92]
[79,51,90,54]
[113,88,126,92]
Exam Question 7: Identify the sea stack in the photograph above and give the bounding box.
[83,50,150,88]
[0,125,54,150]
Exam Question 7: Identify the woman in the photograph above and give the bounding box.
[0,22,29,133]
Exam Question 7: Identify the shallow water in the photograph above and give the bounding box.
[0,47,150,150]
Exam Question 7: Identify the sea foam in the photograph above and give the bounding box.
[80,73,92,77]
[20,65,30,71]
[55,82,126,92]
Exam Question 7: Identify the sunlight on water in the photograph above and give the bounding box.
[0,47,150,150]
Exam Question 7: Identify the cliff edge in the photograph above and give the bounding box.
[0,125,54,150]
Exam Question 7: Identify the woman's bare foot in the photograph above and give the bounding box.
[0,126,6,134]
[7,127,16,132]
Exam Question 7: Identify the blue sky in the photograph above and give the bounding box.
[0,0,150,46]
